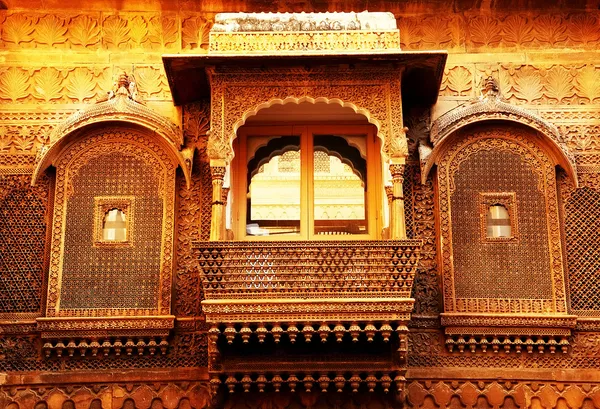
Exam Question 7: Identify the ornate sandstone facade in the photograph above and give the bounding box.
[1,1,600,408]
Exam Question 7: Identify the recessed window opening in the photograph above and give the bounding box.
[102,208,127,241]
[486,204,511,238]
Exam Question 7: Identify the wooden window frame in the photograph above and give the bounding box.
[233,124,382,241]
[92,196,135,247]
[479,192,519,243]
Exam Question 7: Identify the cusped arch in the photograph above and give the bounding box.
[230,96,386,157]
[32,90,192,188]
[422,96,578,186]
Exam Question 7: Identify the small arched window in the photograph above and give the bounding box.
[486,204,511,238]
[94,196,134,246]
[102,208,127,241]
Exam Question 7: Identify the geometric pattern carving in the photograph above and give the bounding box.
[563,185,600,316]
[0,174,49,316]
[437,127,569,315]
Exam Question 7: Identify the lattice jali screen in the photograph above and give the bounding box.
[451,149,552,301]
[437,128,569,316]
[43,129,177,325]
[60,152,162,311]
[562,179,600,316]
[0,174,49,315]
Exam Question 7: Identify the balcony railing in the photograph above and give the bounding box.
[195,240,422,326]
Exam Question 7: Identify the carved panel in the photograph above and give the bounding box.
[0,174,49,316]
[560,168,600,317]
[0,381,211,409]
[207,67,406,161]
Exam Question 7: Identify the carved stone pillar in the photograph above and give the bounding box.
[389,158,407,239]
[210,159,227,241]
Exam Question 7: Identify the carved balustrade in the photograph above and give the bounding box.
[196,240,421,332]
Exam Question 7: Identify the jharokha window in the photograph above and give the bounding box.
[234,125,381,240]
[479,192,518,242]
[93,196,134,246]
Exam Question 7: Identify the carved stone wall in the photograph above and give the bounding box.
[2,0,600,401]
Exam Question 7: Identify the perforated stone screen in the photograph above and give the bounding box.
[0,175,49,314]
[563,186,600,315]
[450,149,552,299]
[60,152,163,310]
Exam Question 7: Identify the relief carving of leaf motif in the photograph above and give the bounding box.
[68,15,101,47]
[575,65,600,102]
[135,67,162,96]
[182,16,211,49]
[420,17,452,48]
[544,66,574,103]
[0,68,30,102]
[148,16,177,48]
[447,66,472,96]
[34,14,67,46]
[129,16,148,47]
[502,15,534,46]
[567,14,600,45]
[468,16,502,47]
[398,18,421,49]
[65,67,95,102]
[13,134,35,152]
[534,15,567,44]
[103,15,130,48]
[513,67,543,103]
[2,14,35,44]
[33,67,63,101]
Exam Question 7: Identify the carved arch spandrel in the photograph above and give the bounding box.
[436,126,569,316]
[206,68,407,162]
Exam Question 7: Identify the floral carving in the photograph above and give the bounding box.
[135,67,163,97]
[544,66,574,103]
[68,15,101,47]
[103,15,130,48]
[513,67,543,103]
[182,16,211,49]
[0,68,30,102]
[129,16,148,47]
[575,65,600,103]
[445,66,472,96]
[33,14,67,46]
[65,67,96,102]
[148,16,178,48]
[33,67,63,102]
[1,14,35,45]
[468,16,502,47]
[567,13,600,45]
[420,17,453,48]
[534,14,568,45]
[502,15,534,46]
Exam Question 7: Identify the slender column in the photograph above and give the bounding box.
[210,159,227,241]
[389,158,407,239]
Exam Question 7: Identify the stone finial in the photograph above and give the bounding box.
[98,72,141,103]
[481,75,501,99]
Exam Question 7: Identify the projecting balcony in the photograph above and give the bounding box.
[194,240,422,342]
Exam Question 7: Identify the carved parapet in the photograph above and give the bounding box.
[209,12,400,55]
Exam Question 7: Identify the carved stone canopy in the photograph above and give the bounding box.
[32,73,193,187]
[422,77,578,186]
